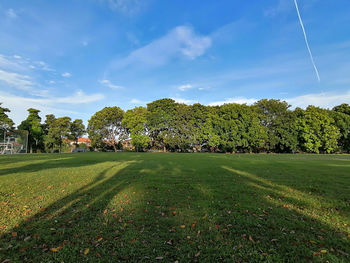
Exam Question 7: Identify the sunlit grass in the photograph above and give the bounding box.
[0,153,349,262]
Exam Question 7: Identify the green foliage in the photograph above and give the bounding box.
[0,103,14,140]
[70,119,86,146]
[122,107,149,151]
[297,106,340,153]
[209,104,267,153]
[44,116,72,152]
[333,103,350,115]
[18,108,44,153]
[255,99,298,152]
[146,99,178,151]
[88,106,126,152]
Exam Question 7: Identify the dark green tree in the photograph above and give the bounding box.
[44,117,72,152]
[18,108,44,153]
[70,119,86,147]
[122,107,150,151]
[255,99,298,153]
[88,107,126,152]
[297,106,340,153]
[0,103,14,142]
[333,103,350,116]
[211,104,267,153]
[166,104,197,152]
[147,99,178,152]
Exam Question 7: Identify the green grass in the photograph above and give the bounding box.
[0,153,349,262]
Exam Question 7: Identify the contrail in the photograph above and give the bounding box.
[294,0,320,82]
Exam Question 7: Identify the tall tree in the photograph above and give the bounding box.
[45,117,72,152]
[70,119,86,147]
[18,108,44,153]
[43,115,56,151]
[122,107,149,151]
[297,106,340,153]
[330,110,350,153]
[0,103,14,142]
[211,104,267,153]
[166,104,197,152]
[147,99,178,152]
[88,107,126,152]
[255,99,298,153]
[333,103,350,116]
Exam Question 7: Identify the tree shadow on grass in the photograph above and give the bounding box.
[0,153,108,176]
[0,153,349,262]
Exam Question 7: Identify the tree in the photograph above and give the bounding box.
[333,103,350,116]
[70,119,86,147]
[297,106,340,153]
[88,107,126,152]
[18,108,44,153]
[0,103,14,141]
[166,104,197,152]
[330,110,350,153]
[147,99,178,152]
[122,107,149,151]
[44,117,72,152]
[211,104,267,153]
[255,99,298,153]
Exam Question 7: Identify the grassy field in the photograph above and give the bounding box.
[0,153,349,262]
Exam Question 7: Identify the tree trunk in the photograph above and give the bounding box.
[113,144,117,152]
[163,145,166,152]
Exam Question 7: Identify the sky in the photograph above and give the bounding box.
[1,0,350,125]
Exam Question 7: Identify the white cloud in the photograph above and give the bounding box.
[285,90,350,109]
[13,55,22,59]
[101,0,146,15]
[264,0,292,17]
[35,61,54,71]
[208,97,258,106]
[0,69,33,90]
[56,90,104,104]
[130,98,143,104]
[62,72,72,77]
[207,90,350,109]
[0,91,104,125]
[6,9,17,19]
[111,26,211,70]
[178,84,193,91]
[99,79,124,89]
[171,98,197,105]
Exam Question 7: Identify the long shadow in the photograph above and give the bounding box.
[0,153,105,176]
[0,153,349,262]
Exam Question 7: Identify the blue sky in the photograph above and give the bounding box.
[1,0,350,125]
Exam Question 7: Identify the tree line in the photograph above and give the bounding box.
[1,99,350,153]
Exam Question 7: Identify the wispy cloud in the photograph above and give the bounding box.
[207,90,350,109]
[0,69,34,91]
[264,0,292,17]
[129,98,146,104]
[171,97,197,105]
[62,72,72,77]
[6,9,17,19]
[99,0,146,15]
[208,97,257,106]
[0,90,104,125]
[99,79,124,89]
[178,84,193,91]
[111,26,211,70]
[286,90,350,109]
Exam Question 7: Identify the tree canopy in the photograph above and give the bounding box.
[8,101,350,154]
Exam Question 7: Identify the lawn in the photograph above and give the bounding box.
[0,153,349,262]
